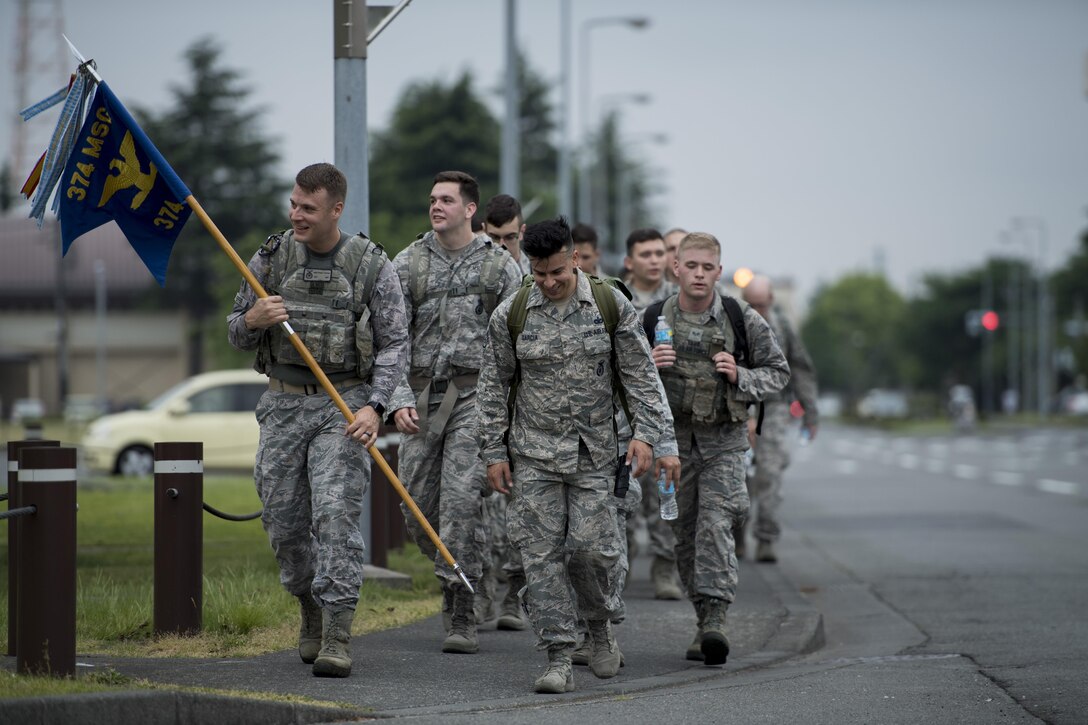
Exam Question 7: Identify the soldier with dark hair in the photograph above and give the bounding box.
[228,162,409,678]
[572,222,600,276]
[389,171,524,656]
[476,217,679,694]
[484,193,530,275]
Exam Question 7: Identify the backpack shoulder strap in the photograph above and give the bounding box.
[505,278,535,414]
[720,295,749,365]
[587,276,632,421]
[642,298,667,345]
[353,234,387,308]
[407,241,430,308]
[588,276,620,337]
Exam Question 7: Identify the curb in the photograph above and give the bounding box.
[0,690,368,725]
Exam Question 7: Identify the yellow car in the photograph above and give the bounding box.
[82,369,268,476]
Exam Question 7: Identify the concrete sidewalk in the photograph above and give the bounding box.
[0,550,822,722]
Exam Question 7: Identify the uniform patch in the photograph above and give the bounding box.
[303,268,333,283]
[596,360,605,377]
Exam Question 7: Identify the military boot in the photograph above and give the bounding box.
[496,572,528,631]
[587,619,623,678]
[474,570,496,625]
[312,608,354,678]
[651,556,683,600]
[756,539,777,563]
[700,598,730,666]
[686,598,707,661]
[297,594,322,664]
[733,523,747,560]
[441,584,454,634]
[534,646,575,694]
[442,586,479,654]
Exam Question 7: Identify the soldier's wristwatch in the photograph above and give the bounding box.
[367,401,386,417]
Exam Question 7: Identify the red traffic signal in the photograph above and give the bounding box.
[981,310,1000,332]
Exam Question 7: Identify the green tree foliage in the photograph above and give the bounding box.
[369,72,500,256]
[134,37,288,374]
[801,273,909,400]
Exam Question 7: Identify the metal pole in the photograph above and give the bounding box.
[1036,222,1049,417]
[500,0,519,199]
[153,442,204,635]
[334,0,374,562]
[6,439,59,656]
[94,259,107,410]
[1007,256,1020,413]
[557,0,572,219]
[982,266,994,416]
[16,446,77,676]
[577,21,593,225]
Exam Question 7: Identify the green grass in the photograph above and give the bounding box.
[0,472,441,698]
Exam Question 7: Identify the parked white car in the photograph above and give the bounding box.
[81,369,267,476]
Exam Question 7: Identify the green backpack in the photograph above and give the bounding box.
[505,275,633,419]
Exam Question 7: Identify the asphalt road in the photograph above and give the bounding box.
[390,422,1088,724]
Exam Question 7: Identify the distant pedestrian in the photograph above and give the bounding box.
[572,222,601,276]
[484,193,531,276]
[663,227,687,285]
[227,162,409,678]
[623,227,683,600]
[477,216,679,694]
[646,233,789,665]
[739,275,819,563]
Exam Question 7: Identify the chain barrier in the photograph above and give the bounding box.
[0,505,36,521]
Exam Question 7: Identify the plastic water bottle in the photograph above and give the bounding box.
[658,473,678,521]
[654,315,673,347]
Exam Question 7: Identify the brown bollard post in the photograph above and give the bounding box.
[153,442,204,636]
[6,439,59,656]
[16,446,77,676]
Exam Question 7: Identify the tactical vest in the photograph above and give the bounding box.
[657,295,751,425]
[405,234,508,318]
[254,230,387,379]
[506,274,633,420]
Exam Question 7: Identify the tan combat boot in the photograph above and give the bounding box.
[686,598,707,661]
[496,572,528,631]
[756,539,777,563]
[474,570,496,625]
[700,598,730,666]
[442,586,479,654]
[651,556,683,600]
[587,619,623,678]
[534,646,575,694]
[297,594,322,664]
[312,608,354,678]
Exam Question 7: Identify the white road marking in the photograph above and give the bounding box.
[1037,479,1080,496]
[954,464,979,480]
[991,471,1023,486]
[898,453,919,470]
[925,459,945,474]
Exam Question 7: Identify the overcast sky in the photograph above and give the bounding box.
[2,0,1086,305]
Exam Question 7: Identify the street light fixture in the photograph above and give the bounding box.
[576,15,651,226]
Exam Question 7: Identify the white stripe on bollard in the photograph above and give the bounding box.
[18,468,77,482]
[153,460,204,474]
[7,462,17,472]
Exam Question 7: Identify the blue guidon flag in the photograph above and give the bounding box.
[58,82,192,286]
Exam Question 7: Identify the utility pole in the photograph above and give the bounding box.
[499,0,519,199]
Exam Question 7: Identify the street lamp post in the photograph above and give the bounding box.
[577,15,649,226]
[1010,217,1051,418]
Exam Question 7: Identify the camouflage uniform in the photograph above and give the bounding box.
[227,231,409,611]
[656,295,789,606]
[746,307,819,544]
[389,232,523,587]
[476,271,674,651]
[626,279,680,568]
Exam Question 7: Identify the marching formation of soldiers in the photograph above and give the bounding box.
[229,163,819,693]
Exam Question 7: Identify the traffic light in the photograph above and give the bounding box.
[965,309,999,336]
